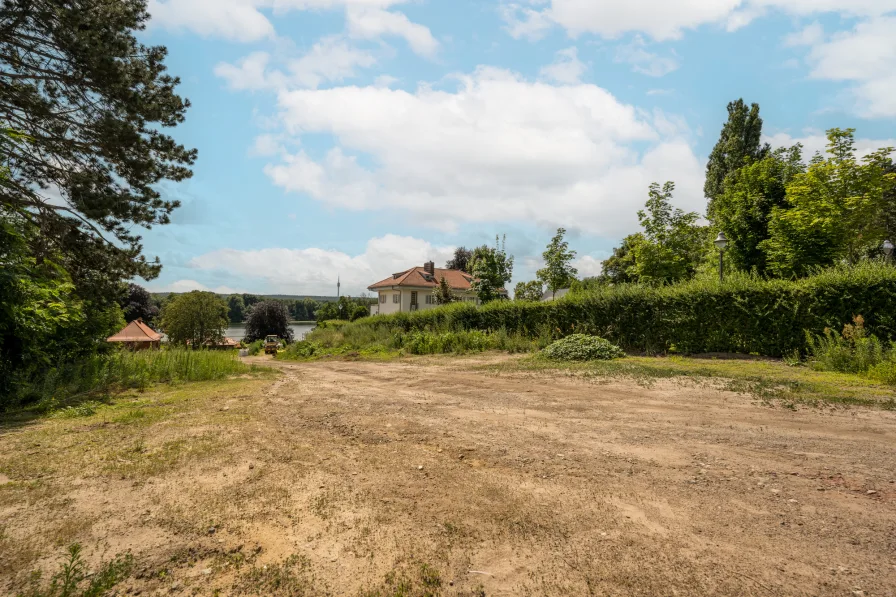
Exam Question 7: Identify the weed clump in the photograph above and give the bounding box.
[542,334,625,362]
[18,543,133,597]
[808,316,896,385]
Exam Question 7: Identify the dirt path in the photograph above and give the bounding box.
[3,354,896,596]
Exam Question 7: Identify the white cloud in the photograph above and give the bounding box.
[763,130,896,160]
[215,38,377,91]
[147,0,274,42]
[500,2,554,40]
[801,16,896,118]
[250,134,285,157]
[186,234,455,295]
[346,7,439,56]
[260,67,705,236]
[539,47,587,84]
[148,0,436,55]
[573,255,606,277]
[614,36,679,77]
[646,88,673,96]
[214,52,283,91]
[783,22,824,47]
[500,0,896,41]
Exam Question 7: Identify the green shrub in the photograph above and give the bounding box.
[807,315,896,385]
[332,262,896,357]
[542,334,626,361]
[246,340,264,356]
[278,341,320,360]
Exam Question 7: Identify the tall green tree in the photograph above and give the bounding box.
[762,129,896,277]
[0,0,195,304]
[160,291,228,348]
[445,247,473,273]
[226,294,246,323]
[244,300,293,343]
[514,280,543,302]
[537,228,578,299]
[600,234,643,284]
[470,236,514,303]
[712,145,805,274]
[631,182,707,285]
[705,99,769,214]
[120,283,159,324]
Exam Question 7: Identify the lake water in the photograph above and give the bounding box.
[224,323,316,342]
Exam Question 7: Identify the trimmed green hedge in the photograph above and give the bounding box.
[348,262,896,357]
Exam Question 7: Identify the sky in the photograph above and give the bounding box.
[139,0,896,297]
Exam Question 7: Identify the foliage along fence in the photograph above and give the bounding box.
[341,262,896,357]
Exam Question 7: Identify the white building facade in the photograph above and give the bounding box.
[368,262,482,315]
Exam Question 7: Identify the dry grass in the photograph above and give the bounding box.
[2,356,895,596]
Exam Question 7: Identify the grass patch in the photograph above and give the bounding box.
[484,354,896,408]
[6,349,270,415]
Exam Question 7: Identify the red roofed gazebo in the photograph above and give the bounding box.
[107,319,162,350]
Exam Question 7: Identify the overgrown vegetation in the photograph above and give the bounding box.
[807,316,896,385]
[542,334,625,361]
[7,349,258,412]
[17,544,133,597]
[323,262,896,358]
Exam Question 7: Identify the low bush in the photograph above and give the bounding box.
[278,340,320,360]
[542,334,626,361]
[246,340,264,356]
[333,262,896,357]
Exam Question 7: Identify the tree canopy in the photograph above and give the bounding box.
[433,276,456,305]
[470,236,513,303]
[762,129,896,277]
[514,280,543,302]
[245,300,293,343]
[537,228,577,298]
[705,99,769,212]
[160,291,228,348]
[0,0,195,303]
[446,247,473,273]
[120,283,158,325]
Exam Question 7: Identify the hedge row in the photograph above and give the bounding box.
[353,262,896,357]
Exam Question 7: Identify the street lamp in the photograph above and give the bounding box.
[884,239,895,262]
[714,232,729,283]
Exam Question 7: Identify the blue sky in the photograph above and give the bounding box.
[139,0,896,296]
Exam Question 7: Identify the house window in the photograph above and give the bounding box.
[425,295,433,305]
[379,294,386,304]
[411,291,418,306]
[393,294,400,304]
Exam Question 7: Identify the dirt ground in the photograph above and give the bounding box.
[2,354,896,596]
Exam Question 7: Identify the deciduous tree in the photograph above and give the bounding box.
[433,276,456,305]
[514,281,543,302]
[537,228,577,299]
[160,291,228,348]
[120,283,158,324]
[245,300,294,343]
[762,129,896,277]
[705,99,769,212]
[470,236,513,303]
[446,247,473,273]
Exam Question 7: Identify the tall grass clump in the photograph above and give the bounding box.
[246,339,264,356]
[807,315,896,385]
[11,348,256,411]
[329,261,896,357]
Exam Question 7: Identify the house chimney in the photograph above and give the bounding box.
[424,261,434,275]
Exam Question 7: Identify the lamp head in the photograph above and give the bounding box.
[884,239,895,257]
[714,232,729,251]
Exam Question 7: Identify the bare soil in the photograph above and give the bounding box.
[2,354,896,596]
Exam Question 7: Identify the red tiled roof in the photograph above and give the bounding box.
[107,319,162,343]
[368,266,475,291]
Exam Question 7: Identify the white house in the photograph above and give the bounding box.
[368,261,483,315]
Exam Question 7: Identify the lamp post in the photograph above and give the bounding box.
[884,239,895,263]
[714,232,729,283]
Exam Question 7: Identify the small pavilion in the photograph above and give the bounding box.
[107,319,162,350]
